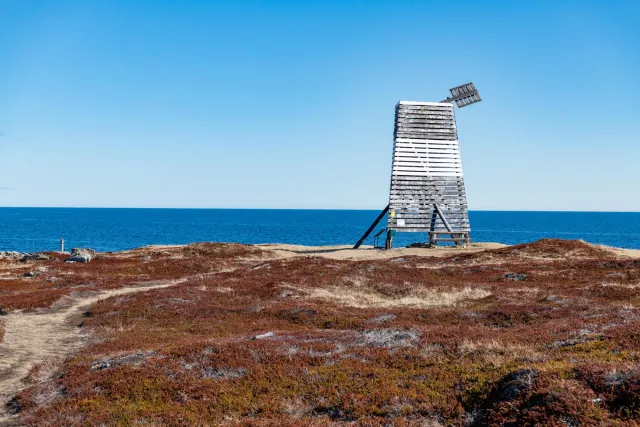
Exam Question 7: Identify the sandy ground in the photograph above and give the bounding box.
[256,242,640,261]
[256,242,507,260]
[0,279,186,425]
[600,245,640,258]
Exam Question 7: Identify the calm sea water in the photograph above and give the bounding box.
[0,208,639,253]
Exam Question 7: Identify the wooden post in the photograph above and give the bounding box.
[385,230,393,250]
[60,238,64,253]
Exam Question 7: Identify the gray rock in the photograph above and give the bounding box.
[461,311,484,318]
[496,369,538,401]
[251,331,275,340]
[361,329,420,348]
[23,271,36,278]
[504,272,528,281]
[66,248,97,263]
[547,331,603,349]
[21,253,50,262]
[5,396,21,415]
[543,294,571,304]
[0,251,25,260]
[93,362,111,371]
[201,367,247,380]
[407,242,430,248]
[90,351,156,371]
[367,314,397,324]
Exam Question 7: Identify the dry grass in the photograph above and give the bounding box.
[456,339,544,365]
[297,285,491,308]
[602,281,640,289]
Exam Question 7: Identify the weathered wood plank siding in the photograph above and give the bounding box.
[387,101,471,234]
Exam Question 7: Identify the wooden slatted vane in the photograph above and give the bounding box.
[354,83,482,249]
[441,82,482,108]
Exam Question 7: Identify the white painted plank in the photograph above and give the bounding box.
[393,160,461,166]
[397,101,453,107]
[395,138,458,144]
[392,172,463,177]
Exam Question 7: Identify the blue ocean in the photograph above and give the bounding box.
[0,208,639,253]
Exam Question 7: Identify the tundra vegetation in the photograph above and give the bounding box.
[0,240,639,425]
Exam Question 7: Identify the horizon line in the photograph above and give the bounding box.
[0,206,639,214]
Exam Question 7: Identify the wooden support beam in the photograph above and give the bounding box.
[434,204,454,233]
[353,204,390,249]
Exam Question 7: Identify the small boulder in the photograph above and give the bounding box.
[504,273,528,281]
[90,351,156,372]
[5,396,22,415]
[250,331,275,340]
[494,369,539,402]
[407,242,430,248]
[361,329,420,348]
[23,271,36,278]
[201,367,247,380]
[367,314,397,324]
[92,361,111,371]
[0,307,8,316]
[66,248,97,263]
[543,294,571,304]
[0,251,25,260]
[21,253,50,262]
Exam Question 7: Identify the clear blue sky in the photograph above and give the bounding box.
[1,0,638,210]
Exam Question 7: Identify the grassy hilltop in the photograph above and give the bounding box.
[1,240,639,425]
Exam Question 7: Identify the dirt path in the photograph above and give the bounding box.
[0,279,185,425]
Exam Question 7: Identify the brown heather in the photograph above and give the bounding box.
[0,239,639,425]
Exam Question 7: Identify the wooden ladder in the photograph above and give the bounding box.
[429,204,469,247]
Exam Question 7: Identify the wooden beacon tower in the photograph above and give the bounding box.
[354,83,481,249]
